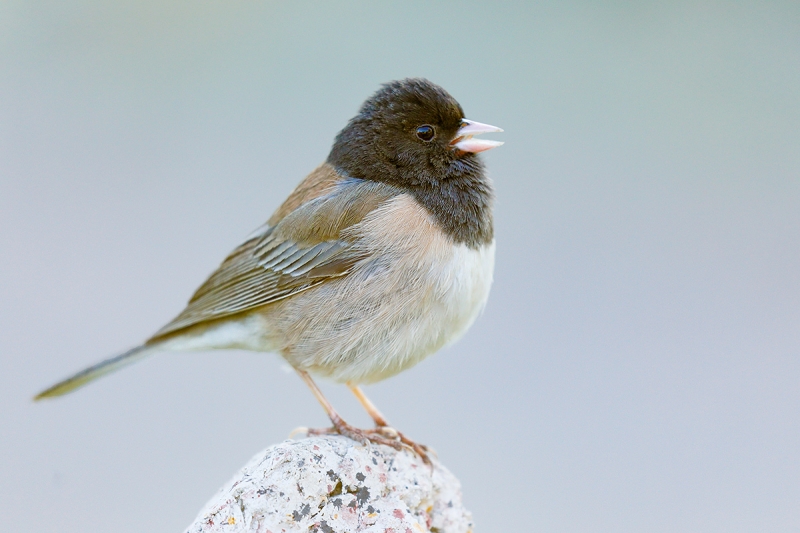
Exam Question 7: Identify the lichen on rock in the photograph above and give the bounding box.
[186,435,473,533]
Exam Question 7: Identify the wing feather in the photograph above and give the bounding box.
[149,177,399,340]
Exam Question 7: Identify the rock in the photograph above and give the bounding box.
[186,435,473,533]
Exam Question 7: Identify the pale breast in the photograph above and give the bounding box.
[264,193,495,384]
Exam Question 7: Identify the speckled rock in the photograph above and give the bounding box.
[186,435,473,533]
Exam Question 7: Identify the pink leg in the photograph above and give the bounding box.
[347,382,431,464]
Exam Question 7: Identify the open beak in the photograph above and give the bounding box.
[451,119,504,153]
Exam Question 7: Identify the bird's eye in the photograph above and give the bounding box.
[415,125,435,142]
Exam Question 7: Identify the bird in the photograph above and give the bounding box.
[34,78,503,460]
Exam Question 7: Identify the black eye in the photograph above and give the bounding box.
[416,125,435,142]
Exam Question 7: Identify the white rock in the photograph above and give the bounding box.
[186,435,473,533]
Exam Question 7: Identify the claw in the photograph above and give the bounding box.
[369,425,431,466]
[394,430,432,466]
[288,426,310,439]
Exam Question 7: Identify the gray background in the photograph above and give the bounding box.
[2,2,799,532]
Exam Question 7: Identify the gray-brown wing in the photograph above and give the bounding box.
[149,179,399,340]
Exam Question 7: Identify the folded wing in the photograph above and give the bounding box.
[150,177,399,340]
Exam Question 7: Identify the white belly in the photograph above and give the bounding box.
[269,194,495,383]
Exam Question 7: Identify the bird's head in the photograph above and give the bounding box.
[328,78,503,188]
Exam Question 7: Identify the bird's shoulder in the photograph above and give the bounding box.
[266,162,342,226]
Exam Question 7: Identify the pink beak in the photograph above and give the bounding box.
[451,119,504,153]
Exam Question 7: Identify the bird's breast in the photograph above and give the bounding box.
[273,193,495,383]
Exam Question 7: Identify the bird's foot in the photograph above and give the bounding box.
[306,418,399,450]
[370,425,433,466]
[305,417,431,465]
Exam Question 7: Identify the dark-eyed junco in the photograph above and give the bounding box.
[35,78,503,459]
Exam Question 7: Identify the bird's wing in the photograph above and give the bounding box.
[149,175,399,340]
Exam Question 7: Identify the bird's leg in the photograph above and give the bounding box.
[347,383,432,464]
[347,383,390,427]
[295,370,408,453]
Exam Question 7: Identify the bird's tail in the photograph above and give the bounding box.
[34,345,155,400]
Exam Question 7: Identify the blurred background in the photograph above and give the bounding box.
[1,1,799,531]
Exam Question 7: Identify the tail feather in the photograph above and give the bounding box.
[34,345,154,400]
